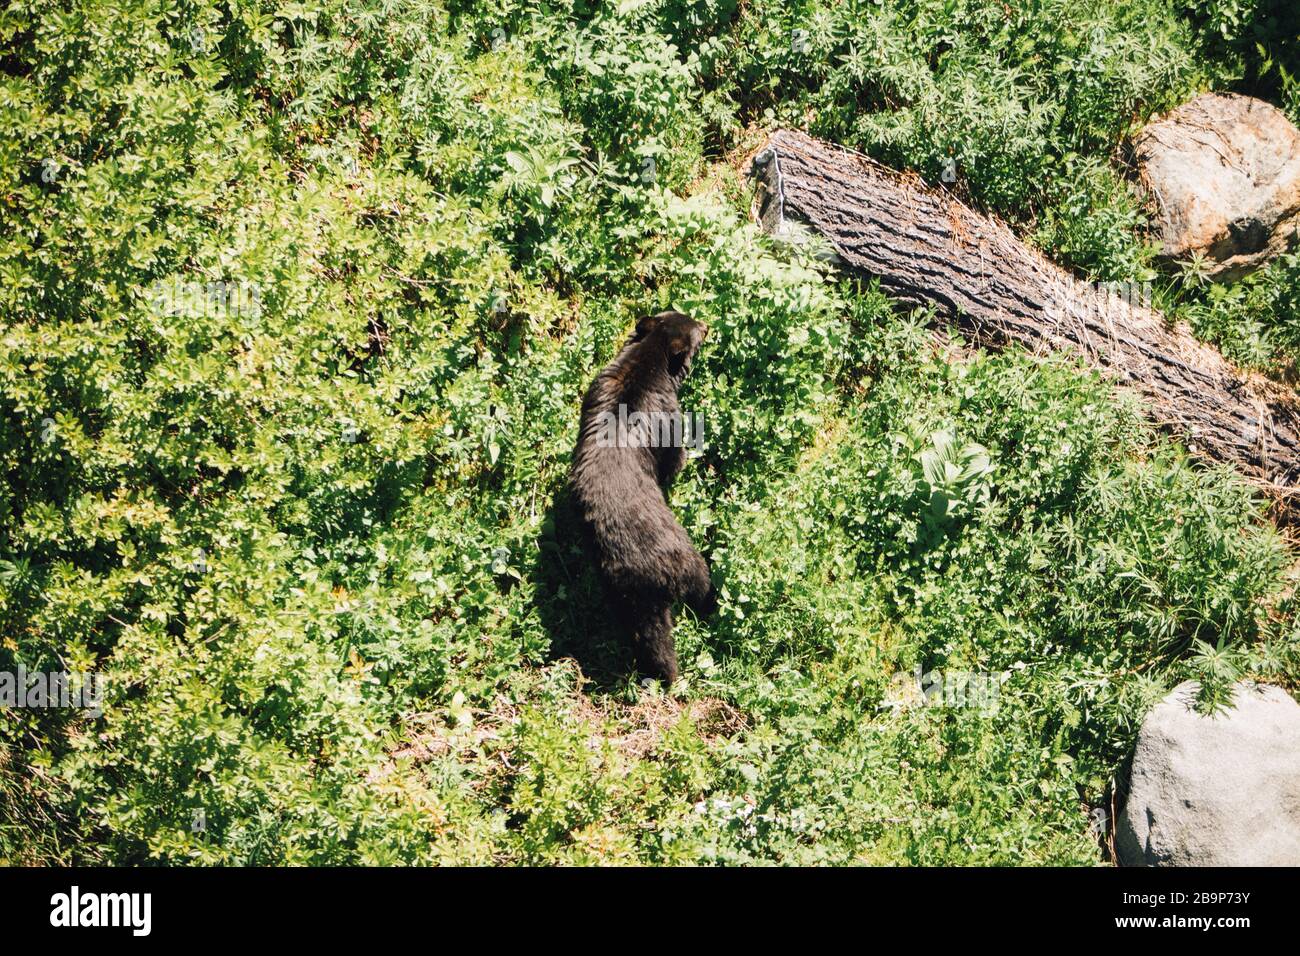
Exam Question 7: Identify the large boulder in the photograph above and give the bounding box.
[1117,680,1300,866]
[1134,93,1300,280]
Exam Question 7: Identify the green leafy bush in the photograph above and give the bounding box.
[1,0,1297,865]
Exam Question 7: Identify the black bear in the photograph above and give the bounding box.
[570,310,715,683]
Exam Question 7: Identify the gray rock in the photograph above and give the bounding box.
[1134,93,1300,280]
[1117,680,1300,866]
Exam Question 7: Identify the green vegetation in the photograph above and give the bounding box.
[2,0,1298,864]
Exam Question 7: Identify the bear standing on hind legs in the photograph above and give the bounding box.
[570,310,716,683]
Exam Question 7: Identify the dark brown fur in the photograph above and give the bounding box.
[569,311,715,682]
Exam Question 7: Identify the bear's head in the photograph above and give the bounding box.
[634,310,708,381]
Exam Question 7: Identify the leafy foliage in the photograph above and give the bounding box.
[1,0,1297,864]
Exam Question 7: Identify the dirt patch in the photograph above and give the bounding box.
[370,667,749,785]
[569,688,749,760]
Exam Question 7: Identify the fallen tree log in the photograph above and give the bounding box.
[750,129,1300,501]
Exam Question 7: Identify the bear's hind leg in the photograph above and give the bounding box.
[631,604,679,684]
[682,551,716,617]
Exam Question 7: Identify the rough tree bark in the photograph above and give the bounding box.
[750,129,1300,501]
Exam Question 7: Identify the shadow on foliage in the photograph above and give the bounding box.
[531,485,640,694]
[1194,0,1300,104]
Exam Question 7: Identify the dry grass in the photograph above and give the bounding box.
[369,663,749,787]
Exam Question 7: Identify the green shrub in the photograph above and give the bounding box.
[2,0,1297,866]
